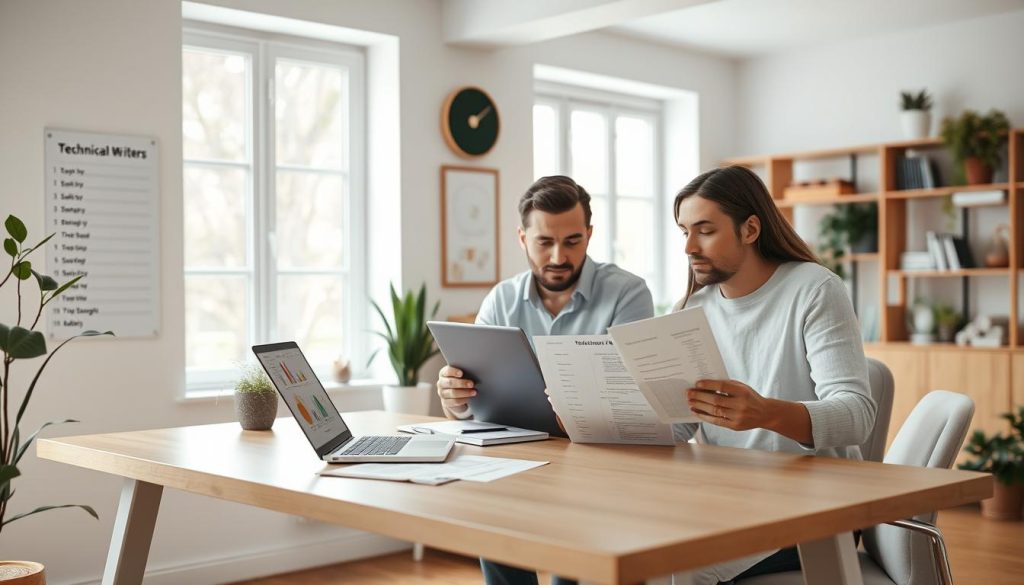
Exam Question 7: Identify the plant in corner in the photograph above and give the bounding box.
[899,89,933,139]
[817,202,878,280]
[369,283,439,415]
[234,362,277,431]
[958,406,1024,520]
[940,109,1010,185]
[1,214,112,537]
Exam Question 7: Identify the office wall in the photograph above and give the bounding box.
[0,1,735,583]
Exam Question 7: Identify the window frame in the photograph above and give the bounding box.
[534,82,665,301]
[183,25,367,394]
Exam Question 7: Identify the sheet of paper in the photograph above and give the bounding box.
[534,335,675,445]
[319,455,548,484]
[607,306,729,424]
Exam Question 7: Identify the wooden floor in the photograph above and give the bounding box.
[232,505,1022,584]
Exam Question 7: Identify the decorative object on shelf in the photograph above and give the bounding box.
[1,214,109,540]
[369,283,440,415]
[441,86,500,158]
[958,405,1024,521]
[817,201,878,279]
[907,299,936,345]
[783,178,855,201]
[983,224,1010,268]
[955,314,1008,348]
[933,303,961,343]
[331,356,352,384]
[939,109,1011,184]
[441,165,500,287]
[234,362,278,430]
[899,89,933,139]
[0,561,45,584]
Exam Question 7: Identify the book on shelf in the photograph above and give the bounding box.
[900,251,935,271]
[896,155,939,190]
[951,189,1006,207]
[925,231,948,270]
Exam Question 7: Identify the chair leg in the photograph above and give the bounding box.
[413,542,424,561]
[886,519,954,585]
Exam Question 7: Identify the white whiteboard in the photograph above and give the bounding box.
[44,128,159,338]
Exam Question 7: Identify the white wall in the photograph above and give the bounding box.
[0,1,736,583]
[735,9,1024,328]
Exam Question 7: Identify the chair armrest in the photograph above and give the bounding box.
[885,519,953,585]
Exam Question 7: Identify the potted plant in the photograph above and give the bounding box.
[1,215,111,579]
[234,362,278,430]
[369,283,439,415]
[940,109,1011,184]
[933,303,961,343]
[817,202,878,279]
[958,406,1024,520]
[899,89,933,139]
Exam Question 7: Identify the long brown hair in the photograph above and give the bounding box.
[673,165,818,309]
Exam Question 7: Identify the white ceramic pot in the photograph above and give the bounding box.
[382,382,433,415]
[900,110,931,140]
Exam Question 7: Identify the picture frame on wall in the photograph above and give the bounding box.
[441,165,499,288]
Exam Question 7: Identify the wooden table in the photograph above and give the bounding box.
[37,411,992,585]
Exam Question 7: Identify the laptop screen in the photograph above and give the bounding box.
[253,342,350,453]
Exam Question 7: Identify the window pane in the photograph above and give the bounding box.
[570,109,608,194]
[587,195,610,263]
[276,59,345,169]
[185,274,249,369]
[276,170,345,270]
[614,198,654,278]
[615,116,654,198]
[183,48,248,162]
[184,165,248,268]
[277,274,344,366]
[533,104,559,180]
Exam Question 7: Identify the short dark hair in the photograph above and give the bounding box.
[519,175,592,227]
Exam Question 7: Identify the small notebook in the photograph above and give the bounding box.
[397,421,549,446]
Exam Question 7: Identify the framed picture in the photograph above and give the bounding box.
[441,165,499,287]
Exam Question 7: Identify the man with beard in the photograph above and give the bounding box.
[435,175,653,585]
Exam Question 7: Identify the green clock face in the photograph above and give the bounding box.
[442,87,500,158]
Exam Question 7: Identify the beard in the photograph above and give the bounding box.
[690,255,736,286]
[529,256,585,293]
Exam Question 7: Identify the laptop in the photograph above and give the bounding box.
[252,342,455,463]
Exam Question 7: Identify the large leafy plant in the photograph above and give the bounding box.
[369,283,439,386]
[939,109,1010,179]
[817,202,878,280]
[1,214,111,533]
[958,406,1024,485]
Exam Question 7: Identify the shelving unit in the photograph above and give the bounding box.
[723,129,1024,449]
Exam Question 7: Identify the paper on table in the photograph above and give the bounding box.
[534,335,674,445]
[319,455,548,484]
[607,306,729,424]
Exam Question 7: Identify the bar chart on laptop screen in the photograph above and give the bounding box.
[257,349,347,444]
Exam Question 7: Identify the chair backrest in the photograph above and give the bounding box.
[861,358,895,463]
[864,390,975,585]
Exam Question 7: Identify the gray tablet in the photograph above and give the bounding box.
[427,321,564,437]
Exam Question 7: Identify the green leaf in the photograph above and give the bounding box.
[0,325,46,358]
[14,419,78,465]
[22,233,54,256]
[15,330,112,427]
[12,260,32,280]
[47,275,83,301]
[3,238,16,257]
[0,465,20,488]
[31,270,58,291]
[5,215,27,243]
[2,504,98,527]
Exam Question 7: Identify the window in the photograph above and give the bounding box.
[183,27,365,393]
[533,86,662,299]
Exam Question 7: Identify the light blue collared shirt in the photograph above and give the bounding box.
[475,256,654,342]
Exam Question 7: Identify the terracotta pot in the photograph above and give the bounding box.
[980,481,1024,521]
[963,157,993,185]
[0,561,45,584]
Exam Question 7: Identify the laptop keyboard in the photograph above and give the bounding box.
[339,435,411,456]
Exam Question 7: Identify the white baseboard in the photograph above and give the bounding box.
[65,531,413,585]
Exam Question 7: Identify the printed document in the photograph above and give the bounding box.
[534,335,674,445]
[608,306,729,424]
[319,455,548,484]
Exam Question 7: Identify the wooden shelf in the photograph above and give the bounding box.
[864,341,1013,353]
[886,183,1010,200]
[724,144,879,166]
[881,136,943,150]
[775,193,879,207]
[889,268,1011,278]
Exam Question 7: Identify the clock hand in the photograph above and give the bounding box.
[468,105,493,129]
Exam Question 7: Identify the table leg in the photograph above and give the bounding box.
[413,542,424,561]
[797,531,863,585]
[101,479,163,585]
[579,574,682,585]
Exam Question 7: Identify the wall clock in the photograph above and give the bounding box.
[441,86,500,158]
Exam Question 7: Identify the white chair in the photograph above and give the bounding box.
[862,358,895,463]
[739,390,975,585]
